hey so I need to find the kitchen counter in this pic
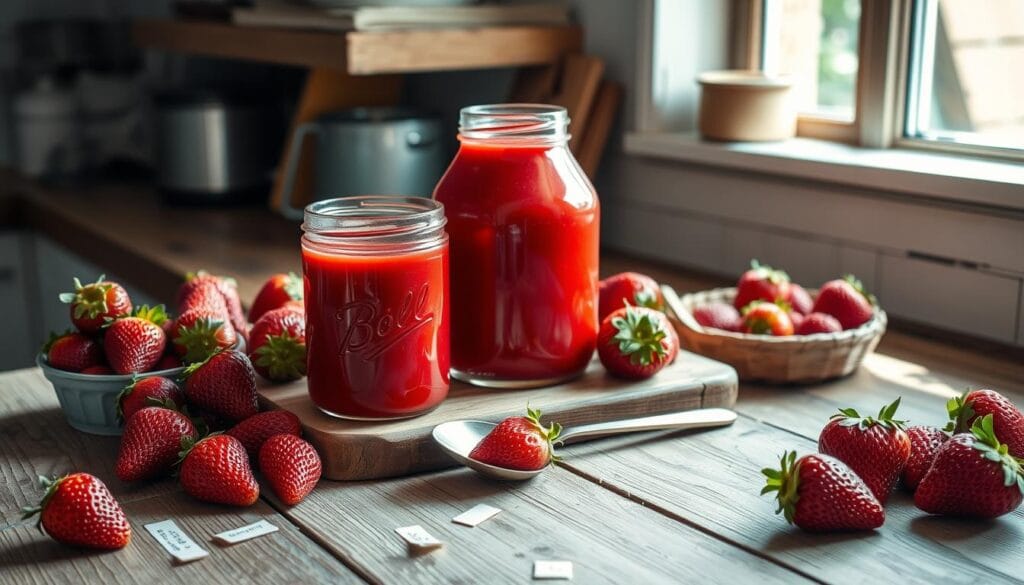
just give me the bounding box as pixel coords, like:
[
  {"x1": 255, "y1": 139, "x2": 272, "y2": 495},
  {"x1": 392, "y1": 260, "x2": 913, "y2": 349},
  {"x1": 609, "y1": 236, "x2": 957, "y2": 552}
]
[{"x1": 2, "y1": 171, "x2": 1023, "y2": 584}]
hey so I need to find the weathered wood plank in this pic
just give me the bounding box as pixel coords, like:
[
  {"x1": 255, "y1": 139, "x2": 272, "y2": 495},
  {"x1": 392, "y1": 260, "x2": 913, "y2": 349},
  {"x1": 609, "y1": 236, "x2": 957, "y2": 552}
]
[
  {"x1": 560, "y1": 416, "x2": 1024, "y2": 584},
  {"x1": 0, "y1": 368, "x2": 176, "y2": 518},
  {"x1": 1, "y1": 491, "x2": 361, "y2": 584},
  {"x1": 271, "y1": 465, "x2": 813, "y2": 585},
  {"x1": 0, "y1": 368, "x2": 361, "y2": 583},
  {"x1": 736, "y1": 350, "x2": 1024, "y2": 444}
]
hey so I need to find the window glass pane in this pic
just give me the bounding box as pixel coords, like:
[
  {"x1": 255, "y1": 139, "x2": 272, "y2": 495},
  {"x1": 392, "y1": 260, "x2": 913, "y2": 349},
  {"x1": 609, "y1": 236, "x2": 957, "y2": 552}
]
[
  {"x1": 907, "y1": 0, "x2": 1024, "y2": 150},
  {"x1": 763, "y1": 0, "x2": 861, "y2": 120}
]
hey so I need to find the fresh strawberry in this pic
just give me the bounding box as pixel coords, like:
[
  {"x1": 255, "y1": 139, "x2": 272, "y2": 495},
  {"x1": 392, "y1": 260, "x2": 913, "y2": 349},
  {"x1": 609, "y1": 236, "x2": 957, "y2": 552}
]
[
  {"x1": 786, "y1": 283, "x2": 813, "y2": 315},
  {"x1": 692, "y1": 302, "x2": 742, "y2": 332},
  {"x1": 117, "y1": 376, "x2": 185, "y2": 423},
  {"x1": 598, "y1": 272, "x2": 664, "y2": 321},
  {"x1": 761, "y1": 451, "x2": 884, "y2": 532},
  {"x1": 104, "y1": 305, "x2": 168, "y2": 375},
  {"x1": 154, "y1": 353, "x2": 183, "y2": 371},
  {"x1": 179, "y1": 434, "x2": 259, "y2": 506},
  {"x1": 21, "y1": 473, "x2": 131, "y2": 549},
  {"x1": 811, "y1": 275, "x2": 875, "y2": 330},
  {"x1": 796, "y1": 312, "x2": 842, "y2": 335},
  {"x1": 178, "y1": 280, "x2": 229, "y2": 317},
  {"x1": 250, "y1": 273, "x2": 303, "y2": 324},
  {"x1": 901, "y1": 425, "x2": 948, "y2": 491},
  {"x1": 469, "y1": 407, "x2": 562, "y2": 471},
  {"x1": 817, "y1": 398, "x2": 910, "y2": 503},
  {"x1": 59, "y1": 275, "x2": 132, "y2": 335},
  {"x1": 597, "y1": 306, "x2": 678, "y2": 380},
  {"x1": 947, "y1": 389, "x2": 1024, "y2": 458},
  {"x1": 177, "y1": 271, "x2": 246, "y2": 340},
  {"x1": 172, "y1": 308, "x2": 238, "y2": 364},
  {"x1": 248, "y1": 308, "x2": 306, "y2": 382},
  {"x1": 116, "y1": 407, "x2": 196, "y2": 482},
  {"x1": 43, "y1": 331, "x2": 102, "y2": 372},
  {"x1": 227, "y1": 410, "x2": 302, "y2": 458},
  {"x1": 734, "y1": 260, "x2": 790, "y2": 311},
  {"x1": 914, "y1": 415, "x2": 1024, "y2": 518},
  {"x1": 788, "y1": 311, "x2": 805, "y2": 332},
  {"x1": 259, "y1": 434, "x2": 322, "y2": 505},
  {"x1": 741, "y1": 301, "x2": 794, "y2": 336},
  {"x1": 183, "y1": 350, "x2": 259, "y2": 423},
  {"x1": 81, "y1": 365, "x2": 114, "y2": 375}
]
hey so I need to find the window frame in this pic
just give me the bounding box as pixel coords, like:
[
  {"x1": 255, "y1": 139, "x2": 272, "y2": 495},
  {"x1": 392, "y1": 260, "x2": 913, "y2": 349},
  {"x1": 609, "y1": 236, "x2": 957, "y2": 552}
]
[
  {"x1": 894, "y1": 0, "x2": 1024, "y2": 162},
  {"x1": 737, "y1": 0, "x2": 1024, "y2": 161}
]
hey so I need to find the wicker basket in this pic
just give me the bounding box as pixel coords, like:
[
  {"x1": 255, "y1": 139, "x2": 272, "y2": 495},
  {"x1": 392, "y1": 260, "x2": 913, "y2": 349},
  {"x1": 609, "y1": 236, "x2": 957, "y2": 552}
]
[{"x1": 662, "y1": 285, "x2": 886, "y2": 384}]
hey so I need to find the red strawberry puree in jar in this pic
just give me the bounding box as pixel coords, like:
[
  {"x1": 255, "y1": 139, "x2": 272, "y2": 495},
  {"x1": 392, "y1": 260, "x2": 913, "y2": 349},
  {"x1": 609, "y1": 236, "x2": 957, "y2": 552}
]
[
  {"x1": 301, "y1": 197, "x2": 450, "y2": 419},
  {"x1": 434, "y1": 104, "x2": 600, "y2": 388}
]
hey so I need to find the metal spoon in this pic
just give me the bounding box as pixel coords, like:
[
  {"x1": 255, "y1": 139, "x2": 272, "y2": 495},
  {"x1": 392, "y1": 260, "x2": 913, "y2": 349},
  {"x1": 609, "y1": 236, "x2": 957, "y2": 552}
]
[{"x1": 432, "y1": 407, "x2": 738, "y2": 481}]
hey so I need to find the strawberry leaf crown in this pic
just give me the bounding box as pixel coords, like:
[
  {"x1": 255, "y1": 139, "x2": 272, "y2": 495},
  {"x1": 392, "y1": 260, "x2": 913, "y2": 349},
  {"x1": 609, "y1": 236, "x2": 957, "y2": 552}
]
[
  {"x1": 842, "y1": 274, "x2": 877, "y2": 306},
  {"x1": 284, "y1": 272, "x2": 304, "y2": 301},
  {"x1": 608, "y1": 306, "x2": 670, "y2": 366},
  {"x1": 970, "y1": 414, "x2": 1024, "y2": 495},
  {"x1": 133, "y1": 304, "x2": 169, "y2": 326},
  {"x1": 20, "y1": 474, "x2": 69, "y2": 528},
  {"x1": 175, "y1": 317, "x2": 227, "y2": 364},
  {"x1": 254, "y1": 332, "x2": 307, "y2": 380},
  {"x1": 831, "y1": 397, "x2": 907, "y2": 431},
  {"x1": 944, "y1": 389, "x2": 977, "y2": 433},
  {"x1": 761, "y1": 450, "x2": 800, "y2": 524},
  {"x1": 59, "y1": 275, "x2": 115, "y2": 319},
  {"x1": 526, "y1": 406, "x2": 563, "y2": 461},
  {"x1": 750, "y1": 259, "x2": 790, "y2": 285}
]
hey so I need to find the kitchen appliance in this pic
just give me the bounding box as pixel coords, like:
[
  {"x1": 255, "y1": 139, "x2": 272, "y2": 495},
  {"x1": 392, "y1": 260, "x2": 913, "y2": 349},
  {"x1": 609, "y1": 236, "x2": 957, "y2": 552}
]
[
  {"x1": 154, "y1": 90, "x2": 280, "y2": 204},
  {"x1": 13, "y1": 77, "x2": 83, "y2": 179},
  {"x1": 279, "y1": 107, "x2": 445, "y2": 219}
]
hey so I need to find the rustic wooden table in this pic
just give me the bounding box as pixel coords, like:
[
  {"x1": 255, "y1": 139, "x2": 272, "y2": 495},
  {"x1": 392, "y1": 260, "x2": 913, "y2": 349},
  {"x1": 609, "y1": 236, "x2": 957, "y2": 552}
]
[{"x1": 2, "y1": 174, "x2": 1023, "y2": 584}]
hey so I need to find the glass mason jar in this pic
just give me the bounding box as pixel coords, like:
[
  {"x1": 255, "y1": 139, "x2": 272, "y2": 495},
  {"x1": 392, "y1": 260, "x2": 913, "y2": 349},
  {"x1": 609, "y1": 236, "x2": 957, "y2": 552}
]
[
  {"x1": 433, "y1": 104, "x2": 600, "y2": 388},
  {"x1": 301, "y1": 196, "x2": 450, "y2": 419}
]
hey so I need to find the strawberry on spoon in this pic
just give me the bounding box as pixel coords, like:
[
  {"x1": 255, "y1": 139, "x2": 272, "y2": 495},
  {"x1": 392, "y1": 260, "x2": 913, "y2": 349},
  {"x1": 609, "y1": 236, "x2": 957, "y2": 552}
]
[
  {"x1": 469, "y1": 407, "x2": 561, "y2": 472},
  {"x1": 434, "y1": 408, "x2": 737, "y2": 480}
]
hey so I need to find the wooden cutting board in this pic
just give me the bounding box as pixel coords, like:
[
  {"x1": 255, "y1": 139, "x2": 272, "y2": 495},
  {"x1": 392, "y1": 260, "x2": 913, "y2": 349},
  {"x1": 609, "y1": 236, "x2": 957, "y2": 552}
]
[{"x1": 257, "y1": 351, "x2": 738, "y2": 481}]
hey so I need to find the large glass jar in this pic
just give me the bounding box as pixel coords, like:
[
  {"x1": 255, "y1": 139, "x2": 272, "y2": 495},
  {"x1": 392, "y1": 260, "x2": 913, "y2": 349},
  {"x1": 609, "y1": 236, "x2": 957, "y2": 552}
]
[
  {"x1": 433, "y1": 104, "x2": 600, "y2": 388},
  {"x1": 301, "y1": 196, "x2": 450, "y2": 419}
]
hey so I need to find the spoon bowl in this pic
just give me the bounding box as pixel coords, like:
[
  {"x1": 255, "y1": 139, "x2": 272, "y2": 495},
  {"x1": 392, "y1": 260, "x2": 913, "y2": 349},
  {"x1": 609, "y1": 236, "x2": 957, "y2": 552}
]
[{"x1": 432, "y1": 407, "x2": 738, "y2": 481}]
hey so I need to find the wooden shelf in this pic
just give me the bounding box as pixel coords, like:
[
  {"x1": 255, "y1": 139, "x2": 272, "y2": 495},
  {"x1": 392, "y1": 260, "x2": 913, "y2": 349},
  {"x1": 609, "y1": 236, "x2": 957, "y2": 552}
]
[{"x1": 132, "y1": 19, "x2": 583, "y2": 75}]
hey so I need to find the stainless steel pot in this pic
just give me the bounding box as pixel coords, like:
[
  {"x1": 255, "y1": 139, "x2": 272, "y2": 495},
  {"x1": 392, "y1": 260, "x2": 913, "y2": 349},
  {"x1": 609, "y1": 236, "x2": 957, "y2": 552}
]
[
  {"x1": 280, "y1": 107, "x2": 446, "y2": 219},
  {"x1": 154, "y1": 90, "x2": 279, "y2": 203}
]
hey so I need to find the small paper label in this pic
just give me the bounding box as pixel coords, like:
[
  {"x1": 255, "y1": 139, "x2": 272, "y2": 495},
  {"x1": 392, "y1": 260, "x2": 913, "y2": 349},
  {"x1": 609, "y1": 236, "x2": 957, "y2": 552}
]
[
  {"x1": 533, "y1": 560, "x2": 573, "y2": 580},
  {"x1": 145, "y1": 520, "x2": 209, "y2": 564},
  {"x1": 395, "y1": 525, "x2": 443, "y2": 553},
  {"x1": 211, "y1": 520, "x2": 279, "y2": 545},
  {"x1": 452, "y1": 504, "x2": 502, "y2": 527}
]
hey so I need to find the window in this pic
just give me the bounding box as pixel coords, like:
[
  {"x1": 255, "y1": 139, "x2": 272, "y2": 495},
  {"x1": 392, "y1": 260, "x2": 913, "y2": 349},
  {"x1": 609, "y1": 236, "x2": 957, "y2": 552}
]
[
  {"x1": 762, "y1": 0, "x2": 861, "y2": 122},
  {"x1": 744, "y1": 0, "x2": 1024, "y2": 156},
  {"x1": 905, "y1": 0, "x2": 1024, "y2": 153}
]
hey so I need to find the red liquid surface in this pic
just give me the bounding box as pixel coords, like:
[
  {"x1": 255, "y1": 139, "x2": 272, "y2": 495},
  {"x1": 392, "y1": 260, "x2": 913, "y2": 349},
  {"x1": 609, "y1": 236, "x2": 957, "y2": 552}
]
[
  {"x1": 434, "y1": 142, "x2": 599, "y2": 383},
  {"x1": 302, "y1": 243, "x2": 450, "y2": 418}
]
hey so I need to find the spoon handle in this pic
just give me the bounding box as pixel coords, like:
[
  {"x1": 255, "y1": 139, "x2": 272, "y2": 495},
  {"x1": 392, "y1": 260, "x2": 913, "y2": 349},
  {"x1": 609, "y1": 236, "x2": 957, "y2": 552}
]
[{"x1": 558, "y1": 408, "x2": 737, "y2": 443}]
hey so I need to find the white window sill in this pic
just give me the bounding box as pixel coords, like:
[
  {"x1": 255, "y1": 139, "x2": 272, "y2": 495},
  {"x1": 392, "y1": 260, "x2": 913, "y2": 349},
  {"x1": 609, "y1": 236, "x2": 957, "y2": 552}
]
[{"x1": 623, "y1": 132, "x2": 1024, "y2": 213}]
